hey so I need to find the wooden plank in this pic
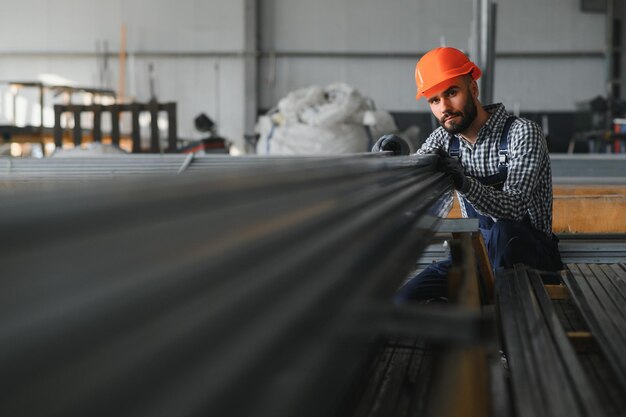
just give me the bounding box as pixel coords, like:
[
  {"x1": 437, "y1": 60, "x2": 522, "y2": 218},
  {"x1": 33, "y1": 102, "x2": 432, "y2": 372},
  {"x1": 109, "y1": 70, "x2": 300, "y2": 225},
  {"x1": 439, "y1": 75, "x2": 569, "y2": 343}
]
[
  {"x1": 471, "y1": 232, "x2": 495, "y2": 303},
  {"x1": 567, "y1": 331, "x2": 596, "y2": 353},
  {"x1": 426, "y1": 234, "x2": 489, "y2": 417},
  {"x1": 446, "y1": 194, "x2": 462, "y2": 218},
  {"x1": 449, "y1": 234, "x2": 481, "y2": 309},
  {"x1": 426, "y1": 346, "x2": 489, "y2": 417},
  {"x1": 552, "y1": 195, "x2": 626, "y2": 233},
  {"x1": 545, "y1": 284, "x2": 569, "y2": 300},
  {"x1": 449, "y1": 186, "x2": 626, "y2": 233},
  {"x1": 553, "y1": 185, "x2": 626, "y2": 196},
  {"x1": 567, "y1": 331, "x2": 593, "y2": 338}
]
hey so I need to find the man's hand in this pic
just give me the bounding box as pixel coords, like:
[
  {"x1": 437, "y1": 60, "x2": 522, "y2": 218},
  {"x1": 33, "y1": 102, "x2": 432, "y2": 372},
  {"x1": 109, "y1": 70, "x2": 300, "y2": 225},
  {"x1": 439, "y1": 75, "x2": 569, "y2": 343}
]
[
  {"x1": 434, "y1": 148, "x2": 470, "y2": 192},
  {"x1": 371, "y1": 134, "x2": 410, "y2": 156}
]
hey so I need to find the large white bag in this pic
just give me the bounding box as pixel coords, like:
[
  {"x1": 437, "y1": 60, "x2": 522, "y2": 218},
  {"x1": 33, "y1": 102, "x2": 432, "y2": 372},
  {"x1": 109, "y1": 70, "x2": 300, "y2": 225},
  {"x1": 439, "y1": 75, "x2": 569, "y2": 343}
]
[{"x1": 256, "y1": 83, "x2": 398, "y2": 155}]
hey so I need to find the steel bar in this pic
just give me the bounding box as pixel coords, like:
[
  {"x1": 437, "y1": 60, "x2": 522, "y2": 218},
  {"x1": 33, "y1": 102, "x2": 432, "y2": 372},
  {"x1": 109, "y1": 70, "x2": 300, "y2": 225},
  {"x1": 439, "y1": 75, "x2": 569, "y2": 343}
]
[
  {"x1": 562, "y1": 264, "x2": 626, "y2": 389},
  {"x1": 0, "y1": 154, "x2": 394, "y2": 182},
  {"x1": 1, "y1": 154, "x2": 624, "y2": 184},
  {"x1": 0, "y1": 153, "x2": 461, "y2": 417},
  {"x1": 417, "y1": 236, "x2": 626, "y2": 268},
  {"x1": 496, "y1": 265, "x2": 602, "y2": 417},
  {"x1": 526, "y1": 269, "x2": 604, "y2": 417}
]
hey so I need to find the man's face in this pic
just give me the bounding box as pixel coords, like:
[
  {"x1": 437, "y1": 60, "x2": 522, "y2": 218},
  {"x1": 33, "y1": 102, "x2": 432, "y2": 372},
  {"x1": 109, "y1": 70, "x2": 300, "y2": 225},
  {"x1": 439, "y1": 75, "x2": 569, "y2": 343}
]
[{"x1": 426, "y1": 78, "x2": 477, "y2": 135}]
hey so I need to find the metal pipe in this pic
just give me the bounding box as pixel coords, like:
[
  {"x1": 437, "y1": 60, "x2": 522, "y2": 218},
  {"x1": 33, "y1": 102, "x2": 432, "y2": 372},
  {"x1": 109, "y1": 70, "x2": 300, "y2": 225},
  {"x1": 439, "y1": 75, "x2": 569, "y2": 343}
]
[
  {"x1": 606, "y1": 0, "x2": 616, "y2": 129},
  {"x1": 480, "y1": 0, "x2": 496, "y2": 105},
  {"x1": 470, "y1": 0, "x2": 481, "y2": 64}
]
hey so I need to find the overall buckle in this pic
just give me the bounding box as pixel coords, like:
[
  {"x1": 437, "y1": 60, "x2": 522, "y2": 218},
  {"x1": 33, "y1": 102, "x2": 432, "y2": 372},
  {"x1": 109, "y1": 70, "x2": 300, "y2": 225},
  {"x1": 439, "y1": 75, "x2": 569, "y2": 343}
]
[{"x1": 498, "y1": 149, "x2": 508, "y2": 167}]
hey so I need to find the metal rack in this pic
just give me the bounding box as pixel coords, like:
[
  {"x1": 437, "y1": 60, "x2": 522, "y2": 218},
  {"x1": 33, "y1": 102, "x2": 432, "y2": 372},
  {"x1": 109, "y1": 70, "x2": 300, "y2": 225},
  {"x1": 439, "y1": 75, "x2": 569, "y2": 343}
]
[{"x1": 53, "y1": 101, "x2": 177, "y2": 153}]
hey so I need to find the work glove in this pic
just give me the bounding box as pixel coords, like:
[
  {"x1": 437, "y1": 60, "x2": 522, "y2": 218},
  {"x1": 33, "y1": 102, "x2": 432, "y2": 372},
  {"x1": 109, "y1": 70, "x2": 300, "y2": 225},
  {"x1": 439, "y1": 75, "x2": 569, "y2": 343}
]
[
  {"x1": 434, "y1": 148, "x2": 470, "y2": 193},
  {"x1": 371, "y1": 134, "x2": 410, "y2": 156}
]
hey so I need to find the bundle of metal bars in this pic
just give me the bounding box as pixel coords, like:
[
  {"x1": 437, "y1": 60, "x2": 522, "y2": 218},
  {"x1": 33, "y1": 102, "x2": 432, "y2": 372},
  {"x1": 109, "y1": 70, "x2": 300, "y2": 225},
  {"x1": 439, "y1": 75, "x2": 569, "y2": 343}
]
[
  {"x1": 496, "y1": 266, "x2": 603, "y2": 417},
  {"x1": 1, "y1": 153, "x2": 623, "y2": 183},
  {"x1": 562, "y1": 263, "x2": 626, "y2": 389},
  {"x1": 0, "y1": 154, "x2": 377, "y2": 182},
  {"x1": 0, "y1": 154, "x2": 472, "y2": 417},
  {"x1": 497, "y1": 264, "x2": 626, "y2": 417},
  {"x1": 417, "y1": 235, "x2": 626, "y2": 268}
]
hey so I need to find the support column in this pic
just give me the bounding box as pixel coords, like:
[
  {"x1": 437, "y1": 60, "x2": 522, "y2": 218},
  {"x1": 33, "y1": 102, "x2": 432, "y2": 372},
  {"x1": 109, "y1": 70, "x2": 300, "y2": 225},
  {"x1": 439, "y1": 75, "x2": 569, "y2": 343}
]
[
  {"x1": 243, "y1": 0, "x2": 258, "y2": 153},
  {"x1": 606, "y1": 0, "x2": 616, "y2": 128},
  {"x1": 471, "y1": 0, "x2": 497, "y2": 105}
]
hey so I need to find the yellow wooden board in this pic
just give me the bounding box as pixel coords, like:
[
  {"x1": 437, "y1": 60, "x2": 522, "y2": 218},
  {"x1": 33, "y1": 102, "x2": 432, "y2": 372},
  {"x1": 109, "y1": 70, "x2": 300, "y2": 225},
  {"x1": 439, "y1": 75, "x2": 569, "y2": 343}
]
[{"x1": 447, "y1": 185, "x2": 626, "y2": 234}]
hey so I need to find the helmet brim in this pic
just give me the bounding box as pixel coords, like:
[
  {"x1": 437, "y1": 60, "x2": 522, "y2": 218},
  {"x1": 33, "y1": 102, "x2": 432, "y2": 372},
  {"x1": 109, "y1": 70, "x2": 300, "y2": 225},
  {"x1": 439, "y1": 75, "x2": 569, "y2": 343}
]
[{"x1": 416, "y1": 64, "x2": 482, "y2": 100}]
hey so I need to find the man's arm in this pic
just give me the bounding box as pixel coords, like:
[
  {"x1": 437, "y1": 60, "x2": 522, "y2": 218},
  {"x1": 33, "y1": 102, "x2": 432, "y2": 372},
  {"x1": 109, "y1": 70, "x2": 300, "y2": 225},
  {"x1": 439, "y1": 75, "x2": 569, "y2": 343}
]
[
  {"x1": 460, "y1": 120, "x2": 548, "y2": 221},
  {"x1": 415, "y1": 127, "x2": 448, "y2": 155}
]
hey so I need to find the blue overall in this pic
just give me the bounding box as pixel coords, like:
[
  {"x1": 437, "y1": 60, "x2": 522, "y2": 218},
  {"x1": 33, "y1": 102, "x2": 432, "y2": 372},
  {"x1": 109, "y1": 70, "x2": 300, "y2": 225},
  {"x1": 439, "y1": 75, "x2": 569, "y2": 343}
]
[{"x1": 395, "y1": 117, "x2": 563, "y2": 303}]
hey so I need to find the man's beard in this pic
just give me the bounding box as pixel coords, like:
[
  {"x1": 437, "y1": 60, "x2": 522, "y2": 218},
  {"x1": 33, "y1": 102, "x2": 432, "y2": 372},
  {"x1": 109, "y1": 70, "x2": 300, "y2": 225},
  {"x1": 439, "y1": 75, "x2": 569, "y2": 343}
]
[{"x1": 439, "y1": 98, "x2": 477, "y2": 135}]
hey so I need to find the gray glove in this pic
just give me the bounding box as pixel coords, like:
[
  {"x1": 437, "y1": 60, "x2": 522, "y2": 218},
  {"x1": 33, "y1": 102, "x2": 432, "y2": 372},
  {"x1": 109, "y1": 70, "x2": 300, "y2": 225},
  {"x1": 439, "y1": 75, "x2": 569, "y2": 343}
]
[
  {"x1": 435, "y1": 148, "x2": 470, "y2": 192},
  {"x1": 371, "y1": 134, "x2": 410, "y2": 156}
]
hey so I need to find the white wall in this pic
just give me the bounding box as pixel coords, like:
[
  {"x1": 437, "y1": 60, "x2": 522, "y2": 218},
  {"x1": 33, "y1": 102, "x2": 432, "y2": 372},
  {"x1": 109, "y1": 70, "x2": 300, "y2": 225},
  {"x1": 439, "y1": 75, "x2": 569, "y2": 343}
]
[
  {"x1": 0, "y1": 0, "x2": 249, "y2": 148},
  {"x1": 494, "y1": 0, "x2": 605, "y2": 111},
  {"x1": 0, "y1": 0, "x2": 611, "y2": 151},
  {"x1": 259, "y1": 0, "x2": 606, "y2": 113}
]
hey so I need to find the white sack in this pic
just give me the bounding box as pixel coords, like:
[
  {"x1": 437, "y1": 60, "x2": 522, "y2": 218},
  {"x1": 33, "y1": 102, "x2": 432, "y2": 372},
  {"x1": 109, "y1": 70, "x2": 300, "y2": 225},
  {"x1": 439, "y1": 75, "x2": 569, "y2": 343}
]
[{"x1": 256, "y1": 83, "x2": 399, "y2": 155}]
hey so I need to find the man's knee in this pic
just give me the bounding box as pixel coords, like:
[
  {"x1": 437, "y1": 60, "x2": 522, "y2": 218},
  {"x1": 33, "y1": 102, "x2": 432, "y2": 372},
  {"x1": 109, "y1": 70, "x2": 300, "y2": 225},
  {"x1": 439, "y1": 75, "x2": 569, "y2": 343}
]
[
  {"x1": 393, "y1": 260, "x2": 451, "y2": 303},
  {"x1": 488, "y1": 220, "x2": 529, "y2": 268},
  {"x1": 490, "y1": 219, "x2": 525, "y2": 241}
]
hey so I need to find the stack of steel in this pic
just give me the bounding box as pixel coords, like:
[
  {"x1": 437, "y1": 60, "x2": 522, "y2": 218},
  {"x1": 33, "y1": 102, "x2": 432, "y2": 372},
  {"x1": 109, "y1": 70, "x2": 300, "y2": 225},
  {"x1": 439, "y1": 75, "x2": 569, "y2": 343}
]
[{"x1": 0, "y1": 154, "x2": 489, "y2": 417}]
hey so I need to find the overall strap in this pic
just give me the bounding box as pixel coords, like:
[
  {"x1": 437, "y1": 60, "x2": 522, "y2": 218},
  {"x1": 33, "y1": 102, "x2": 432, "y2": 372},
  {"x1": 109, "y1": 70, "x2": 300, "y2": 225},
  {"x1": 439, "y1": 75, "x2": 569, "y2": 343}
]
[
  {"x1": 498, "y1": 116, "x2": 517, "y2": 169},
  {"x1": 448, "y1": 134, "x2": 460, "y2": 158}
]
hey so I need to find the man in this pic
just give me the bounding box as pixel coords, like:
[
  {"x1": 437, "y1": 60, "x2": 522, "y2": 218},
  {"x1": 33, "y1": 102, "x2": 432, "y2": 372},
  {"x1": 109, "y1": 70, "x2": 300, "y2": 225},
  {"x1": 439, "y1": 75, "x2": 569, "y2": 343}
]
[{"x1": 373, "y1": 46, "x2": 562, "y2": 302}]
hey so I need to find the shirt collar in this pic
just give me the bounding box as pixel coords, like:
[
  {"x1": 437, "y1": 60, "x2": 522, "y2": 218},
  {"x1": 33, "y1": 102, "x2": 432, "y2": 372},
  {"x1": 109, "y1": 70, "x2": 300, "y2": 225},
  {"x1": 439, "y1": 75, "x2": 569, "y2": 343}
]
[{"x1": 455, "y1": 103, "x2": 509, "y2": 145}]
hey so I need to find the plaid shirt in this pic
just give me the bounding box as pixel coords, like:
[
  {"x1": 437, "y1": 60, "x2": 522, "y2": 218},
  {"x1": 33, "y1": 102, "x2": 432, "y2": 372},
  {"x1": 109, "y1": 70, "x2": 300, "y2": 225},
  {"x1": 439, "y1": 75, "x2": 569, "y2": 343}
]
[{"x1": 417, "y1": 103, "x2": 554, "y2": 236}]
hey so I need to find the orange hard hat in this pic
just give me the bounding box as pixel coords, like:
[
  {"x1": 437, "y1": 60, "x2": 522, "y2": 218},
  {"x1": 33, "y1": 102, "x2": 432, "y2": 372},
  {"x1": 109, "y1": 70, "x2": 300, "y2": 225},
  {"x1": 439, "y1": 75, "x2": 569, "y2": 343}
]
[{"x1": 415, "y1": 47, "x2": 482, "y2": 100}]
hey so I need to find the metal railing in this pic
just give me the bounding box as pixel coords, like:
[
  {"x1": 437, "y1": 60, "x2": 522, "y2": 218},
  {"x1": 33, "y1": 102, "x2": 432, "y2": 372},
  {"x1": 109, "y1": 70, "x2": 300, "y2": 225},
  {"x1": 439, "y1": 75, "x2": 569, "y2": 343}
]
[{"x1": 53, "y1": 101, "x2": 177, "y2": 153}]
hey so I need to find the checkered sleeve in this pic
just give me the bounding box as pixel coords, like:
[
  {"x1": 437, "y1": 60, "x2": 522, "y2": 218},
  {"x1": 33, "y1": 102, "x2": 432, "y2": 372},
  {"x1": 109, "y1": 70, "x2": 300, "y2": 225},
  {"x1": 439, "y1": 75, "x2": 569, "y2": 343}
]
[
  {"x1": 461, "y1": 119, "x2": 547, "y2": 221},
  {"x1": 415, "y1": 127, "x2": 448, "y2": 155}
]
